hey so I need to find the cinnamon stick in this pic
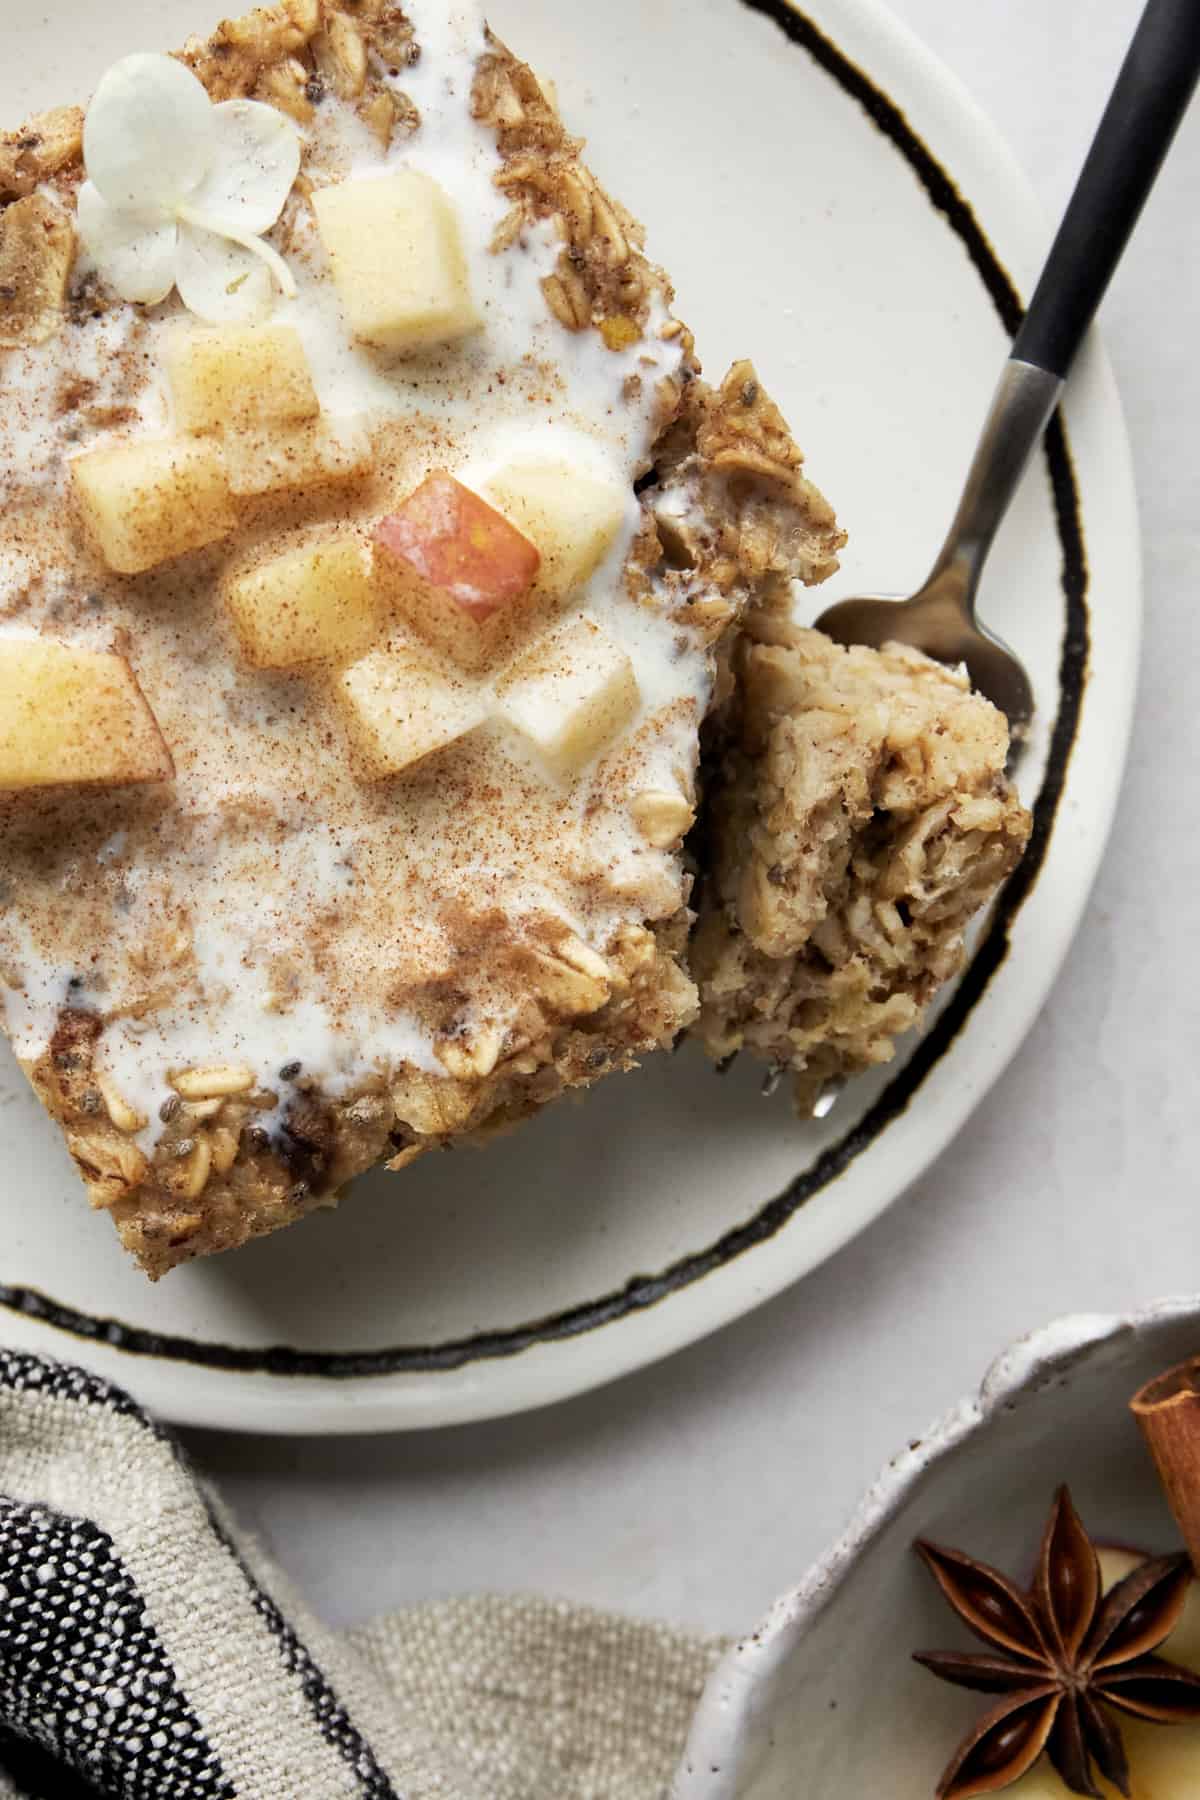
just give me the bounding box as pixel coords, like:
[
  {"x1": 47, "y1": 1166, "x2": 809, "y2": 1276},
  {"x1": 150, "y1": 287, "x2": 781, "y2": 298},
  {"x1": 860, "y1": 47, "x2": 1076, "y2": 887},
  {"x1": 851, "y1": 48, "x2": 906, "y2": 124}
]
[{"x1": 1132, "y1": 1356, "x2": 1200, "y2": 1575}]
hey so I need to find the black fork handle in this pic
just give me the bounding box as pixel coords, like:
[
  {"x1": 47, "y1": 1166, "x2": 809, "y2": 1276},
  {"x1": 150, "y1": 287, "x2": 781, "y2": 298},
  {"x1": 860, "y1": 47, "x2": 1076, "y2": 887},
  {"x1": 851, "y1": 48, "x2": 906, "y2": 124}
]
[{"x1": 1012, "y1": 0, "x2": 1200, "y2": 379}]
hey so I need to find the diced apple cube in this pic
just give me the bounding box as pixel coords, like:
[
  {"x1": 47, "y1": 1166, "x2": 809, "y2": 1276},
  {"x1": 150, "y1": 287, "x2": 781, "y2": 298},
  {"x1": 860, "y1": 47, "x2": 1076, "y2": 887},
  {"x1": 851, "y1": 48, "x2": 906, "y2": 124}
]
[
  {"x1": 226, "y1": 535, "x2": 379, "y2": 669},
  {"x1": 498, "y1": 617, "x2": 640, "y2": 777},
  {"x1": 373, "y1": 472, "x2": 541, "y2": 670},
  {"x1": 167, "y1": 325, "x2": 319, "y2": 435},
  {"x1": 0, "y1": 639, "x2": 172, "y2": 790},
  {"x1": 312, "y1": 171, "x2": 481, "y2": 354},
  {"x1": 222, "y1": 417, "x2": 373, "y2": 498},
  {"x1": 72, "y1": 437, "x2": 235, "y2": 575},
  {"x1": 339, "y1": 644, "x2": 486, "y2": 778},
  {"x1": 485, "y1": 459, "x2": 627, "y2": 602}
]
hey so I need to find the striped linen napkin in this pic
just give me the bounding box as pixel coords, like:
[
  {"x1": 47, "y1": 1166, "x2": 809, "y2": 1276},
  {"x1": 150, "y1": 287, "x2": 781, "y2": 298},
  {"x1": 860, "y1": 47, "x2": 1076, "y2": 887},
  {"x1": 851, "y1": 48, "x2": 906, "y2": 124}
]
[{"x1": 0, "y1": 1350, "x2": 720, "y2": 1799}]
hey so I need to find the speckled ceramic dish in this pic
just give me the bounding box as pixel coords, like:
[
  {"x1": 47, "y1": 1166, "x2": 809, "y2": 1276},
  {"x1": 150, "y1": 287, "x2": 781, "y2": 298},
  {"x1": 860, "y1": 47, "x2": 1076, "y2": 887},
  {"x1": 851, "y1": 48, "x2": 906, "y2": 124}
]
[
  {"x1": 0, "y1": 0, "x2": 1139, "y2": 1432},
  {"x1": 675, "y1": 1297, "x2": 1200, "y2": 1798}
]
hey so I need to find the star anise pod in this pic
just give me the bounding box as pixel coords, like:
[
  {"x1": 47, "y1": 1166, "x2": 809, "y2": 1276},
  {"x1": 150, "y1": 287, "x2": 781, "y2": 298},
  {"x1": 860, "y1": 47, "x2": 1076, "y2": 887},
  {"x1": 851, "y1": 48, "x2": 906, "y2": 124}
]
[{"x1": 912, "y1": 1486, "x2": 1200, "y2": 1798}]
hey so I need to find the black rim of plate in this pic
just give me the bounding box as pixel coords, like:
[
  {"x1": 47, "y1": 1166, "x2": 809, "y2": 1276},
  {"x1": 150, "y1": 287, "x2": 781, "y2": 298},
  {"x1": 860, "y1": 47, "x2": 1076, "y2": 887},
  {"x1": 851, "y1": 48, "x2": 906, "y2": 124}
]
[{"x1": 0, "y1": 0, "x2": 1090, "y2": 1381}]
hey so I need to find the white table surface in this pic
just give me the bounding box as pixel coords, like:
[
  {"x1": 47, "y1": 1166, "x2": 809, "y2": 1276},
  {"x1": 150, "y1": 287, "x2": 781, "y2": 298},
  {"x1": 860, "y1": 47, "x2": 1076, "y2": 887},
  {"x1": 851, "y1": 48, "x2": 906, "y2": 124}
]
[{"x1": 185, "y1": 0, "x2": 1200, "y2": 1642}]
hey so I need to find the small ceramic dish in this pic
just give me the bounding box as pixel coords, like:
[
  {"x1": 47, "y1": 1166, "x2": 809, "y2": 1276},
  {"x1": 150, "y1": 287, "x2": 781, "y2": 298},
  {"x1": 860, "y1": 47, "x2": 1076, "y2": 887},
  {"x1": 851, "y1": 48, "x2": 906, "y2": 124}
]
[{"x1": 675, "y1": 1295, "x2": 1200, "y2": 1798}]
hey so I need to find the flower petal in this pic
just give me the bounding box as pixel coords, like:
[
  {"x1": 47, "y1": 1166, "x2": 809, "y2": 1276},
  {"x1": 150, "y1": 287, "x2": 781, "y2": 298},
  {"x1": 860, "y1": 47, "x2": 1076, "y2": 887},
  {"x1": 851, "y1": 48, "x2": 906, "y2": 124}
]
[
  {"x1": 76, "y1": 182, "x2": 178, "y2": 306},
  {"x1": 84, "y1": 53, "x2": 214, "y2": 213},
  {"x1": 191, "y1": 100, "x2": 301, "y2": 235},
  {"x1": 175, "y1": 222, "x2": 274, "y2": 325}
]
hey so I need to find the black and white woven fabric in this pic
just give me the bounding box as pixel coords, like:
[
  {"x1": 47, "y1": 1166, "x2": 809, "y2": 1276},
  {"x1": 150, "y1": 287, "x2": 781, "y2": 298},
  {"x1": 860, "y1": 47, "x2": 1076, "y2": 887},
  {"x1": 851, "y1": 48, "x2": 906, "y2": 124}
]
[{"x1": 0, "y1": 1351, "x2": 720, "y2": 1800}]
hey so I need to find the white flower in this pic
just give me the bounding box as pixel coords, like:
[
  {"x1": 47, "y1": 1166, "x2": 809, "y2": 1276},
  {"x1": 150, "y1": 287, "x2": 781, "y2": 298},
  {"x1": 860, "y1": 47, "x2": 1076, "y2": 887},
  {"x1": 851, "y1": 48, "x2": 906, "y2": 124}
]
[{"x1": 77, "y1": 53, "x2": 301, "y2": 325}]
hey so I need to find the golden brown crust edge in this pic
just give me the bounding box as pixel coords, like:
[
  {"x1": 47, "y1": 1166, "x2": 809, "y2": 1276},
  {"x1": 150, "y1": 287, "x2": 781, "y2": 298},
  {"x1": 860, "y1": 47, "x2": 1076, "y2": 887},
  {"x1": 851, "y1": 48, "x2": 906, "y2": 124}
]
[{"x1": 27, "y1": 913, "x2": 698, "y2": 1276}]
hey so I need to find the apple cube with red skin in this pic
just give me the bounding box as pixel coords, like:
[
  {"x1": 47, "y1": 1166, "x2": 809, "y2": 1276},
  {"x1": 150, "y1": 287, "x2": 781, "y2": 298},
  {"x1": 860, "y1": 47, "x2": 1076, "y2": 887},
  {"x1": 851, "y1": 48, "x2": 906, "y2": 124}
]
[{"x1": 373, "y1": 473, "x2": 542, "y2": 670}]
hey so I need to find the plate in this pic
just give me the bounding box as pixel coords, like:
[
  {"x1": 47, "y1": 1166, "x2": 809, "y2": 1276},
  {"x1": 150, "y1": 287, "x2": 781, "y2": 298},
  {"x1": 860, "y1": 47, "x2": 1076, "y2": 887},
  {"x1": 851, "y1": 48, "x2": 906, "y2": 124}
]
[{"x1": 0, "y1": 0, "x2": 1139, "y2": 1432}]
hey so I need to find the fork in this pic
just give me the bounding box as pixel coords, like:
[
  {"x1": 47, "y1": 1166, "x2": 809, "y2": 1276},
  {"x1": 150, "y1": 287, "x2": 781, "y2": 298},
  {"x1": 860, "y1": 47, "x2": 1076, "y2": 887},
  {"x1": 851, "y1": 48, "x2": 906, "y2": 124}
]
[{"x1": 815, "y1": 0, "x2": 1200, "y2": 743}]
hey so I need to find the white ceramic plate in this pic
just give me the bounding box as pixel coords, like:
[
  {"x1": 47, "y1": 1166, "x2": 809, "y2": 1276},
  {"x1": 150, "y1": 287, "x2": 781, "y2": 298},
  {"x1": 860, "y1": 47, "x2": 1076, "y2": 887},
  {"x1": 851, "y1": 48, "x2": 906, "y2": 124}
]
[
  {"x1": 0, "y1": 0, "x2": 1139, "y2": 1433},
  {"x1": 676, "y1": 1297, "x2": 1200, "y2": 1797}
]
